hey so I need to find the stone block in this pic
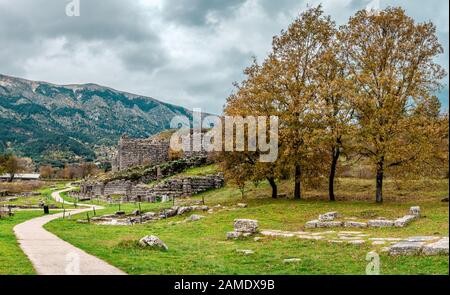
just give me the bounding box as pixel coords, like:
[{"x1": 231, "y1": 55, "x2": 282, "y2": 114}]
[
  {"x1": 405, "y1": 236, "x2": 439, "y2": 242},
  {"x1": 226, "y1": 231, "x2": 242, "y2": 239},
  {"x1": 389, "y1": 240, "x2": 426, "y2": 255},
  {"x1": 305, "y1": 220, "x2": 319, "y2": 229},
  {"x1": 422, "y1": 237, "x2": 449, "y2": 256},
  {"x1": 316, "y1": 221, "x2": 343, "y2": 228},
  {"x1": 394, "y1": 215, "x2": 416, "y2": 227},
  {"x1": 409, "y1": 206, "x2": 421, "y2": 217},
  {"x1": 368, "y1": 220, "x2": 394, "y2": 228},
  {"x1": 344, "y1": 221, "x2": 367, "y2": 228},
  {"x1": 177, "y1": 206, "x2": 193, "y2": 215},
  {"x1": 260, "y1": 230, "x2": 295, "y2": 238},
  {"x1": 236, "y1": 249, "x2": 254, "y2": 255},
  {"x1": 318, "y1": 212, "x2": 340, "y2": 221},
  {"x1": 283, "y1": 258, "x2": 301, "y2": 263},
  {"x1": 234, "y1": 219, "x2": 259, "y2": 233}
]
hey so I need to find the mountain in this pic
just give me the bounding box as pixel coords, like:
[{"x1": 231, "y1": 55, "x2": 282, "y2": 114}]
[{"x1": 0, "y1": 74, "x2": 192, "y2": 166}]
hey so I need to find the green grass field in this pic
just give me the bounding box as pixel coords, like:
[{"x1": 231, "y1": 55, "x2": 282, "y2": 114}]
[
  {"x1": 44, "y1": 177, "x2": 449, "y2": 275},
  {"x1": 0, "y1": 211, "x2": 46, "y2": 275},
  {"x1": 0, "y1": 183, "x2": 75, "y2": 209}
]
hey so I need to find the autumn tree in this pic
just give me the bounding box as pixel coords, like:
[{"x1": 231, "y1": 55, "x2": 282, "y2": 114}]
[
  {"x1": 79, "y1": 162, "x2": 99, "y2": 179},
  {"x1": 0, "y1": 154, "x2": 25, "y2": 182},
  {"x1": 315, "y1": 41, "x2": 354, "y2": 201},
  {"x1": 269, "y1": 6, "x2": 335, "y2": 199},
  {"x1": 338, "y1": 7, "x2": 446, "y2": 202},
  {"x1": 39, "y1": 165, "x2": 55, "y2": 179},
  {"x1": 221, "y1": 152, "x2": 254, "y2": 198},
  {"x1": 223, "y1": 60, "x2": 283, "y2": 199},
  {"x1": 0, "y1": 155, "x2": 6, "y2": 175},
  {"x1": 62, "y1": 164, "x2": 77, "y2": 180}
]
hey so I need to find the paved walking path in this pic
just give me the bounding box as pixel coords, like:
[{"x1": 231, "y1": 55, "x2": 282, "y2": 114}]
[{"x1": 13, "y1": 187, "x2": 126, "y2": 275}]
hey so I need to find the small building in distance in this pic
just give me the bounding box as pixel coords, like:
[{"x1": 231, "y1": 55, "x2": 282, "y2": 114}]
[{"x1": 0, "y1": 173, "x2": 41, "y2": 181}]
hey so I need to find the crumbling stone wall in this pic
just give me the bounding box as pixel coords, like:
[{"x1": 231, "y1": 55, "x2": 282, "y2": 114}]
[
  {"x1": 112, "y1": 135, "x2": 170, "y2": 171},
  {"x1": 80, "y1": 173, "x2": 224, "y2": 202},
  {"x1": 147, "y1": 174, "x2": 224, "y2": 199},
  {"x1": 112, "y1": 131, "x2": 210, "y2": 172}
]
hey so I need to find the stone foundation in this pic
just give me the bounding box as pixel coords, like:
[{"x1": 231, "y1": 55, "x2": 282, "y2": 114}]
[
  {"x1": 80, "y1": 173, "x2": 224, "y2": 202},
  {"x1": 305, "y1": 207, "x2": 421, "y2": 229}
]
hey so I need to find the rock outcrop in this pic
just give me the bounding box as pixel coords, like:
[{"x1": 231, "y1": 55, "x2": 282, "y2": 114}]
[
  {"x1": 227, "y1": 219, "x2": 259, "y2": 239},
  {"x1": 138, "y1": 235, "x2": 168, "y2": 251}
]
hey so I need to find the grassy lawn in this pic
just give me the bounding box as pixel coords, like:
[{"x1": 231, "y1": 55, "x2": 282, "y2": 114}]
[
  {"x1": 45, "y1": 177, "x2": 449, "y2": 275},
  {"x1": 177, "y1": 164, "x2": 220, "y2": 176},
  {"x1": 147, "y1": 164, "x2": 220, "y2": 186},
  {"x1": 0, "y1": 211, "x2": 47, "y2": 275},
  {"x1": 0, "y1": 183, "x2": 74, "y2": 209}
]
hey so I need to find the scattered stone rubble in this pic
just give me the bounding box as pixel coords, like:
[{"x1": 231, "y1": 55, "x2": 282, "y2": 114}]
[
  {"x1": 81, "y1": 201, "x2": 249, "y2": 226},
  {"x1": 81, "y1": 204, "x2": 210, "y2": 225},
  {"x1": 227, "y1": 219, "x2": 259, "y2": 239},
  {"x1": 80, "y1": 173, "x2": 224, "y2": 203},
  {"x1": 305, "y1": 206, "x2": 421, "y2": 229},
  {"x1": 236, "y1": 249, "x2": 255, "y2": 255},
  {"x1": 256, "y1": 228, "x2": 449, "y2": 256}
]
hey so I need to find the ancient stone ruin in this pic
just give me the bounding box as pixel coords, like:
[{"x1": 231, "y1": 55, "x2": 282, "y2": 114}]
[
  {"x1": 305, "y1": 206, "x2": 421, "y2": 229},
  {"x1": 112, "y1": 131, "x2": 210, "y2": 172},
  {"x1": 389, "y1": 236, "x2": 449, "y2": 256},
  {"x1": 257, "y1": 227, "x2": 449, "y2": 256},
  {"x1": 112, "y1": 134, "x2": 171, "y2": 172},
  {"x1": 80, "y1": 173, "x2": 224, "y2": 203},
  {"x1": 81, "y1": 132, "x2": 223, "y2": 202}
]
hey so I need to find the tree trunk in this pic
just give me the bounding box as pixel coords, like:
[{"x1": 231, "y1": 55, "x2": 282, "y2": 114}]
[
  {"x1": 294, "y1": 164, "x2": 301, "y2": 200},
  {"x1": 328, "y1": 146, "x2": 340, "y2": 201},
  {"x1": 267, "y1": 177, "x2": 277, "y2": 199},
  {"x1": 8, "y1": 173, "x2": 14, "y2": 183},
  {"x1": 375, "y1": 158, "x2": 384, "y2": 203}
]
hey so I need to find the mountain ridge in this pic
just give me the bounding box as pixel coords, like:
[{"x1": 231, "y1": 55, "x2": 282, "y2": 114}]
[{"x1": 0, "y1": 73, "x2": 193, "y2": 166}]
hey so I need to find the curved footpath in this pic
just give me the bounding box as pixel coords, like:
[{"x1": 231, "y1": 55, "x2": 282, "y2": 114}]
[{"x1": 13, "y1": 187, "x2": 126, "y2": 275}]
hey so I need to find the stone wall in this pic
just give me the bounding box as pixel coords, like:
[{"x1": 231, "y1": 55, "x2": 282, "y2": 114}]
[
  {"x1": 147, "y1": 174, "x2": 224, "y2": 199},
  {"x1": 112, "y1": 135, "x2": 170, "y2": 171},
  {"x1": 112, "y1": 131, "x2": 210, "y2": 172},
  {"x1": 107, "y1": 156, "x2": 210, "y2": 184},
  {"x1": 80, "y1": 173, "x2": 224, "y2": 202}
]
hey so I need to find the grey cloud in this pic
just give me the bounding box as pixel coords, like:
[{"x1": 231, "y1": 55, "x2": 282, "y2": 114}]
[
  {"x1": 118, "y1": 42, "x2": 168, "y2": 73},
  {"x1": 0, "y1": 0, "x2": 448, "y2": 114},
  {"x1": 160, "y1": 0, "x2": 246, "y2": 26},
  {"x1": 0, "y1": 0, "x2": 151, "y2": 42}
]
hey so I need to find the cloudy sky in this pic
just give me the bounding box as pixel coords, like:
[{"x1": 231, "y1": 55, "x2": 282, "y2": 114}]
[{"x1": 0, "y1": 0, "x2": 448, "y2": 114}]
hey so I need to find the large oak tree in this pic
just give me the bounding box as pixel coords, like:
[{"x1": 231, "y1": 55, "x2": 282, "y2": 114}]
[{"x1": 338, "y1": 7, "x2": 446, "y2": 202}]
